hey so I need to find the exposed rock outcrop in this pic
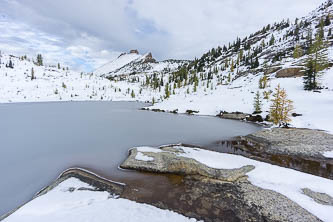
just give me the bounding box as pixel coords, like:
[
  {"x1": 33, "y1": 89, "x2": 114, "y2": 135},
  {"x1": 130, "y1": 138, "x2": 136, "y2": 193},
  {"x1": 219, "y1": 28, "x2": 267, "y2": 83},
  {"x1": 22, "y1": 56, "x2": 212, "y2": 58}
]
[
  {"x1": 241, "y1": 128, "x2": 333, "y2": 158},
  {"x1": 143, "y1": 52, "x2": 156, "y2": 63},
  {"x1": 264, "y1": 66, "x2": 282, "y2": 75},
  {"x1": 121, "y1": 146, "x2": 254, "y2": 182},
  {"x1": 275, "y1": 67, "x2": 304, "y2": 78},
  {"x1": 130, "y1": 49, "x2": 139, "y2": 54},
  {"x1": 246, "y1": 114, "x2": 264, "y2": 122},
  {"x1": 217, "y1": 111, "x2": 248, "y2": 120},
  {"x1": 236, "y1": 128, "x2": 333, "y2": 179},
  {"x1": 120, "y1": 145, "x2": 322, "y2": 222}
]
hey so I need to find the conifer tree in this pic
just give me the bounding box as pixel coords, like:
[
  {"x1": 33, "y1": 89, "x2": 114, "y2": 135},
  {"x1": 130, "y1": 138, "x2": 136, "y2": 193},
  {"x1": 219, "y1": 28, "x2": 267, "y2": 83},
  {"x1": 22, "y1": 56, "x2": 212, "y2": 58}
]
[
  {"x1": 31, "y1": 68, "x2": 35, "y2": 80},
  {"x1": 164, "y1": 83, "x2": 170, "y2": 99},
  {"x1": 253, "y1": 91, "x2": 262, "y2": 114},
  {"x1": 318, "y1": 18, "x2": 325, "y2": 39},
  {"x1": 36, "y1": 54, "x2": 43, "y2": 66},
  {"x1": 269, "y1": 34, "x2": 275, "y2": 46},
  {"x1": 325, "y1": 14, "x2": 331, "y2": 26},
  {"x1": 8, "y1": 59, "x2": 14, "y2": 68},
  {"x1": 306, "y1": 28, "x2": 313, "y2": 53},
  {"x1": 303, "y1": 34, "x2": 328, "y2": 90},
  {"x1": 293, "y1": 44, "x2": 303, "y2": 59},
  {"x1": 254, "y1": 57, "x2": 260, "y2": 68},
  {"x1": 58, "y1": 63, "x2": 61, "y2": 69},
  {"x1": 131, "y1": 90, "x2": 135, "y2": 98},
  {"x1": 269, "y1": 84, "x2": 294, "y2": 126}
]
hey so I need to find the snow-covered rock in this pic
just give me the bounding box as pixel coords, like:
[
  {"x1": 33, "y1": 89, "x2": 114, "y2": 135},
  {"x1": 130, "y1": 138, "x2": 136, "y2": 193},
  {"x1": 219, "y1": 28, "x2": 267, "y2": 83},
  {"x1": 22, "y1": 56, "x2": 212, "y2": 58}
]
[
  {"x1": 122, "y1": 145, "x2": 333, "y2": 222},
  {"x1": 2, "y1": 177, "x2": 197, "y2": 222}
]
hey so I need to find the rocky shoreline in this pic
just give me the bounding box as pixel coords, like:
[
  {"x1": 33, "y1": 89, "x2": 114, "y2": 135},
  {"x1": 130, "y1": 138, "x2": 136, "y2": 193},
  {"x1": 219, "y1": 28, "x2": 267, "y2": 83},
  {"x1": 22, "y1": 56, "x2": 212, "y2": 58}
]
[
  {"x1": 236, "y1": 128, "x2": 333, "y2": 179},
  {"x1": 120, "y1": 146, "x2": 324, "y2": 222},
  {"x1": 2, "y1": 128, "x2": 333, "y2": 222}
]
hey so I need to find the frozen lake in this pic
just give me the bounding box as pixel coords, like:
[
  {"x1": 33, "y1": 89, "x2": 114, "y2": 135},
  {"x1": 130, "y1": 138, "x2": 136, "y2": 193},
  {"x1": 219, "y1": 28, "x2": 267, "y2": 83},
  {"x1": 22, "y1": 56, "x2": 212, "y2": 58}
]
[{"x1": 0, "y1": 101, "x2": 261, "y2": 216}]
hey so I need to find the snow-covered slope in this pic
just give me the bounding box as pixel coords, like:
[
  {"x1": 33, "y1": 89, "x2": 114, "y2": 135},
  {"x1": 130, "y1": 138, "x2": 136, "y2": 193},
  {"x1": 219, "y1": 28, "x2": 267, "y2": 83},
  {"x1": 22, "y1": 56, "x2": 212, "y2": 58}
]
[
  {"x1": 0, "y1": 53, "x2": 112, "y2": 102},
  {"x1": 94, "y1": 52, "x2": 142, "y2": 77},
  {"x1": 94, "y1": 50, "x2": 189, "y2": 77},
  {"x1": 0, "y1": 53, "x2": 155, "y2": 103},
  {"x1": 141, "y1": 0, "x2": 333, "y2": 133}
]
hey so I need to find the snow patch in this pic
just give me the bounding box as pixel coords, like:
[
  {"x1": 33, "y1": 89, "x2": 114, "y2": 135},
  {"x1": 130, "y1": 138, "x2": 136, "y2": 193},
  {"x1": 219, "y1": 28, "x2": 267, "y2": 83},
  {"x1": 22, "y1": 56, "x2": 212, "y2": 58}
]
[
  {"x1": 135, "y1": 152, "x2": 154, "y2": 162},
  {"x1": 322, "y1": 151, "x2": 333, "y2": 158}
]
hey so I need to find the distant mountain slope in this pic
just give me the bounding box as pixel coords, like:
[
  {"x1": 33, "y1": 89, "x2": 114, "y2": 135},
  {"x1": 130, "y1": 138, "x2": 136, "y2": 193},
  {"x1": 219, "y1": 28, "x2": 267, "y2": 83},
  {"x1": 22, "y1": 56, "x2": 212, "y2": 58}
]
[
  {"x1": 94, "y1": 51, "x2": 142, "y2": 77},
  {"x1": 94, "y1": 50, "x2": 189, "y2": 78},
  {"x1": 0, "y1": 52, "x2": 140, "y2": 103}
]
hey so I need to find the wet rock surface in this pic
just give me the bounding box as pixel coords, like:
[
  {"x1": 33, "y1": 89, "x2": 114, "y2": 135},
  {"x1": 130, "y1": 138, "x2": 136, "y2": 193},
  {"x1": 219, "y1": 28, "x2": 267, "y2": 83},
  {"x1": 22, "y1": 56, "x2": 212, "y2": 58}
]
[
  {"x1": 120, "y1": 146, "x2": 322, "y2": 222},
  {"x1": 242, "y1": 128, "x2": 333, "y2": 158},
  {"x1": 234, "y1": 128, "x2": 333, "y2": 179}
]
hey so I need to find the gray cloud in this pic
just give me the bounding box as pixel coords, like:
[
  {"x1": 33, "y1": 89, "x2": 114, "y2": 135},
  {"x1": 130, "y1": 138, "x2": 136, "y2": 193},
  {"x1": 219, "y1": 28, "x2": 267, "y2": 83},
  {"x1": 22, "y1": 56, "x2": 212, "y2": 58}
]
[{"x1": 0, "y1": 0, "x2": 326, "y2": 71}]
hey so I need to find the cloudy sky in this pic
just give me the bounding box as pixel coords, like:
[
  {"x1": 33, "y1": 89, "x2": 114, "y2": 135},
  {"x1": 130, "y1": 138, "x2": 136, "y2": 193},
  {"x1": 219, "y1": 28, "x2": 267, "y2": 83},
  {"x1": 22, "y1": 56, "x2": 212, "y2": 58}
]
[{"x1": 0, "y1": 0, "x2": 326, "y2": 72}]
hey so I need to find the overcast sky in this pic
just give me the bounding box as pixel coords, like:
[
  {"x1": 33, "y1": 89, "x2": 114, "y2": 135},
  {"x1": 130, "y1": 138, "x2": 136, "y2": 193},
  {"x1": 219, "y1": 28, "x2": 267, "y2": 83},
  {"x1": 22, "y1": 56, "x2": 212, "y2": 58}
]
[{"x1": 0, "y1": 0, "x2": 326, "y2": 72}]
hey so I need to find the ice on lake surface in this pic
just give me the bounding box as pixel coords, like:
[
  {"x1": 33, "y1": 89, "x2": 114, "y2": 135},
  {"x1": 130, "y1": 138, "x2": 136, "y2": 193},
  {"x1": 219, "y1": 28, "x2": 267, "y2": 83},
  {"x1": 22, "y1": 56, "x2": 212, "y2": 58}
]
[{"x1": 0, "y1": 101, "x2": 261, "y2": 216}]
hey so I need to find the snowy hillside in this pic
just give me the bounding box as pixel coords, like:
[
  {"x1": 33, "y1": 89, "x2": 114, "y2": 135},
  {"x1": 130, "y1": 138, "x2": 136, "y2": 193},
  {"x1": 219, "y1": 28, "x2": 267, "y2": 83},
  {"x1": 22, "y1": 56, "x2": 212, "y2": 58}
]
[
  {"x1": 138, "y1": 0, "x2": 333, "y2": 133},
  {"x1": 94, "y1": 51, "x2": 142, "y2": 77},
  {"x1": 0, "y1": 53, "x2": 148, "y2": 103},
  {"x1": 94, "y1": 50, "x2": 189, "y2": 78},
  {"x1": 0, "y1": 52, "x2": 179, "y2": 103}
]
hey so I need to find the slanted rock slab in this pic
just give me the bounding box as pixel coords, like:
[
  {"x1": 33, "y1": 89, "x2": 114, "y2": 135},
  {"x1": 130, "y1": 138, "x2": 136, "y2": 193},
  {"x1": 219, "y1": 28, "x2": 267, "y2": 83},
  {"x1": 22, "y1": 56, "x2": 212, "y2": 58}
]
[{"x1": 121, "y1": 146, "x2": 254, "y2": 182}]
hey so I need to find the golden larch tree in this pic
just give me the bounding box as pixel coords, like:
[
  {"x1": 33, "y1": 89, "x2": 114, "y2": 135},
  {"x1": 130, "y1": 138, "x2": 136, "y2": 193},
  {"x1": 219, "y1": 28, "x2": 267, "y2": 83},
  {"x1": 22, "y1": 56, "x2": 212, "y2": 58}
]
[{"x1": 269, "y1": 84, "x2": 294, "y2": 126}]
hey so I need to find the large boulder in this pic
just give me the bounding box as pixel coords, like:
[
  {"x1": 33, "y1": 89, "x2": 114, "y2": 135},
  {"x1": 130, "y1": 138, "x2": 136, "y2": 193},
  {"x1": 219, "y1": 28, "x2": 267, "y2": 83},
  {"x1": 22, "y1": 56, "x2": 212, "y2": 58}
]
[
  {"x1": 246, "y1": 114, "x2": 264, "y2": 122},
  {"x1": 121, "y1": 146, "x2": 254, "y2": 182},
  {"x1": 276, "y1": 67, "x2": 304, "y2": 78},
  {"x1": 238, "y1": 128, "x2": 333, "y2": 179},
  {"x1": 217, "y1": 111, "x2": 248, "y2": 120}
]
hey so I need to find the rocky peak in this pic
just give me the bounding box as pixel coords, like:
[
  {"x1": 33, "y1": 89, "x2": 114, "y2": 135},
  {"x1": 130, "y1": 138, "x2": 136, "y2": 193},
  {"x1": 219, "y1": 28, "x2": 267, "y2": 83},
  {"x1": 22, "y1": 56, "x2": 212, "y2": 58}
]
[
  {"x1": 130, "y1": 49, "x2": 139, "y2": 54},
  {"x1": 143, "y1": 52, "x2": 156, "y2": 63}
]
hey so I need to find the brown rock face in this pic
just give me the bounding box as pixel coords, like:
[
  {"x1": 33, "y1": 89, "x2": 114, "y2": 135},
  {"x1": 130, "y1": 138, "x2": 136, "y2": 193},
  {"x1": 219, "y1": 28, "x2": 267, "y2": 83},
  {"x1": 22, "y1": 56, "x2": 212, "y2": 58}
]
[
  {"x1": 143, "y1": 52, "x2": 156, "y2": 63},
  {"x1": 130, "y1": 49, "x2": 139, "y2": 54},
  {"x1": 264, "y1": 66, "x2": 282, "y2": 75},
  {"x1": 276, "y1": 67, "x2": 304, "y2": 78}
]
